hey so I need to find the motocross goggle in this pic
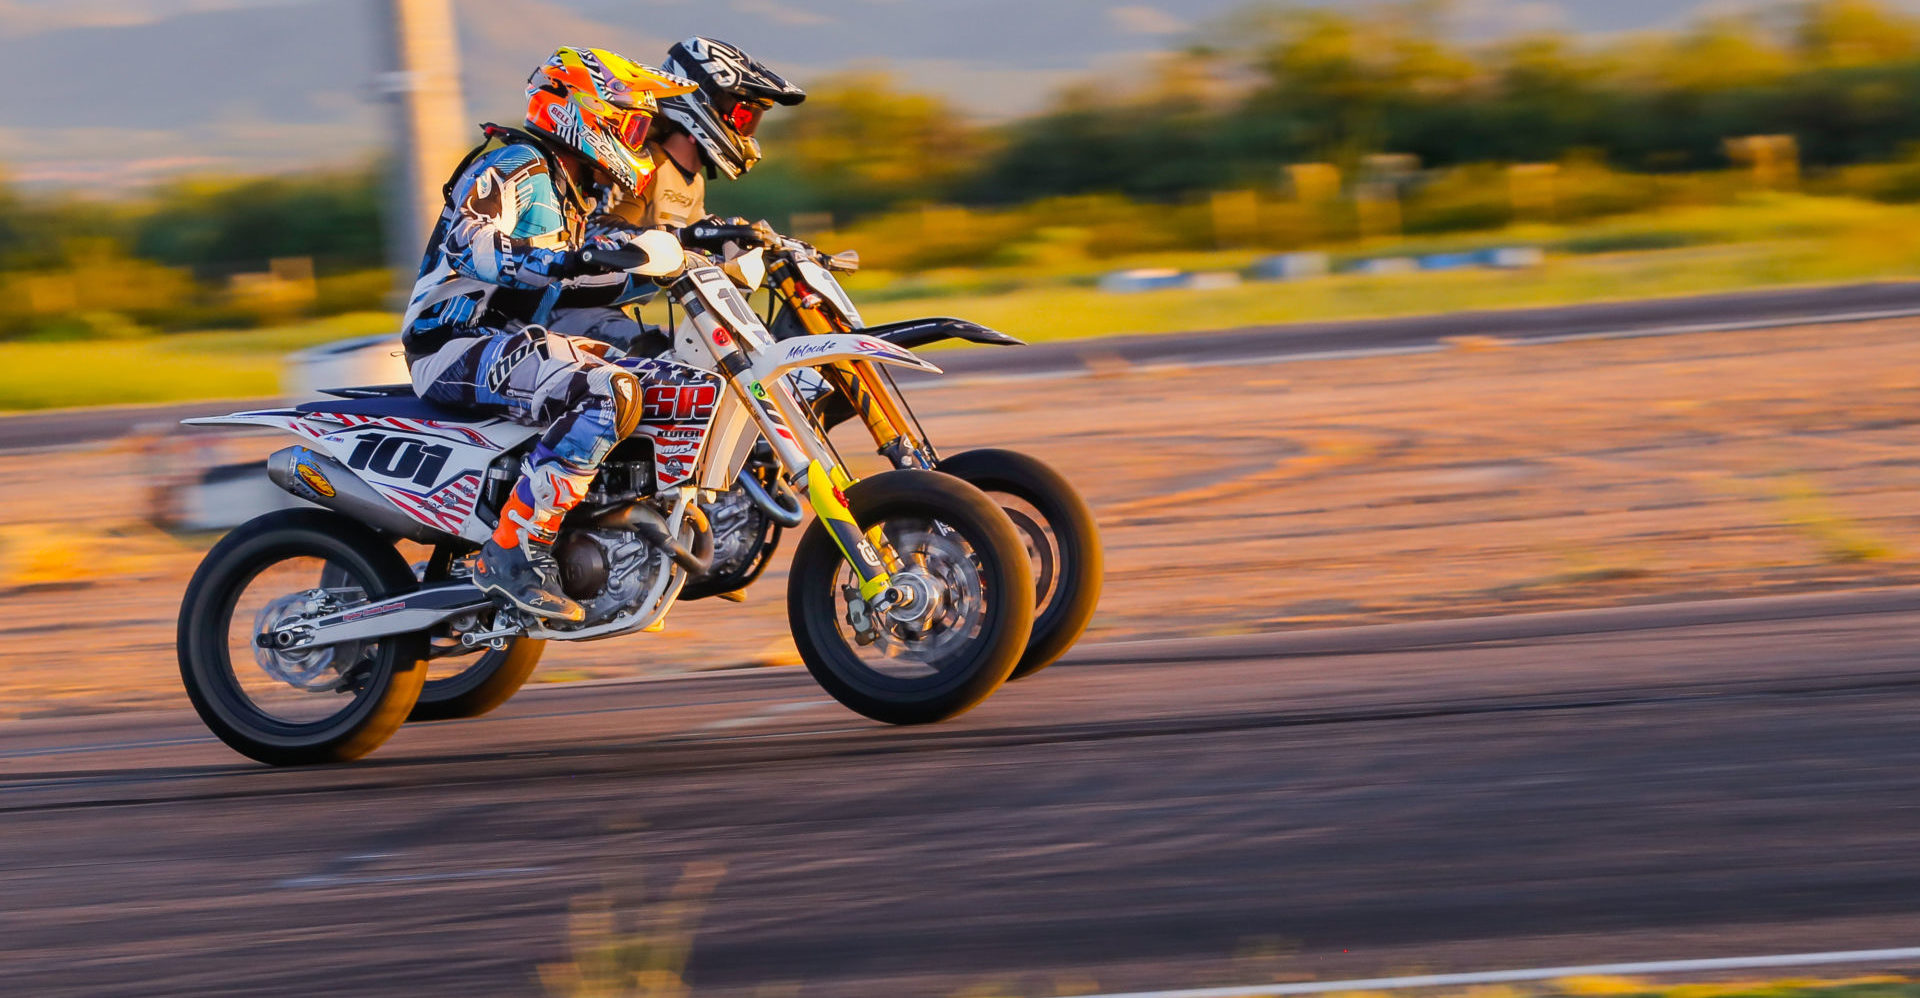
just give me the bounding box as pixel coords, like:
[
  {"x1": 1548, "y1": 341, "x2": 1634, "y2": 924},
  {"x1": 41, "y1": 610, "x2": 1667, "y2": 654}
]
[
  {"x1": 605, "y1": 104, "x2": 656, "y2": 150},
  {"x1": 720, "y1": 95, "x2": 773, "y2": 137}
]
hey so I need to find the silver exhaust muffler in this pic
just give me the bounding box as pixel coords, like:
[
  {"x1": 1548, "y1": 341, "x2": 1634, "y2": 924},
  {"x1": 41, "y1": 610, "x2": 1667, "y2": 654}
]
[{"x1": 267, "y1": 446, "x2": 462, "y2": 544}]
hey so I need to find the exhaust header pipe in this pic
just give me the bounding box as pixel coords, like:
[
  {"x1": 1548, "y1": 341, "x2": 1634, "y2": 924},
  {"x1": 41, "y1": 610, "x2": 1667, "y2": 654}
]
[{"x1": 588, "y1": 500, "x2": 714, "y2": 576}]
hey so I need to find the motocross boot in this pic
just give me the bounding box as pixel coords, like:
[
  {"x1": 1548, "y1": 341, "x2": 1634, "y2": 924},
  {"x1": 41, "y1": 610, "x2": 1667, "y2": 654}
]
[
  {"x1": 474, "y1": 534, "x2": 580, "y2": 621},
  {"x1": 475, "y1": 462, "x2": 592, "y2": 622}
]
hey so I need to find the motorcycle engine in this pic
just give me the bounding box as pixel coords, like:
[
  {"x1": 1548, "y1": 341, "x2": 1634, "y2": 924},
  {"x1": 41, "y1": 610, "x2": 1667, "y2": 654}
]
[
  {"x1": 704, "y1": 486, "x2": 767, "y2": 581},
  {"x1": 554, "y1": 527, "x2": 665, "y2": 626}
]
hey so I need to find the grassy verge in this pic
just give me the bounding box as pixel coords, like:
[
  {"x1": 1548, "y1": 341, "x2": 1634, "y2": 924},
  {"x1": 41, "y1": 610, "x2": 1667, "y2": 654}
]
[
  {"x1": 5, "y1": 194, "x2": 1920, "y2": 411},
  {"x1": 854, "y1": 198, "x2": 1920, "y2": 344},
  {"x1": 0, "y1": 312, "x2": 396, "y2": 412}
]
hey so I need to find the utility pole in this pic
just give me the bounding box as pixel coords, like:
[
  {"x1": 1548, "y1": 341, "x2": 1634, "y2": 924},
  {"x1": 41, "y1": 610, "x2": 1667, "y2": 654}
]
[{"x1": 375, "y1": 0, "x2": 468, "y2": 302}]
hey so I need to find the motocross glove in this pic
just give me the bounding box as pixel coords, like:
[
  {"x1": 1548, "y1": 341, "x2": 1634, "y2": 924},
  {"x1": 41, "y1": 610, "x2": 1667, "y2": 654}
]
[
  {"x1": 563, "y1": 233, "x2": 643, "y2": 276},
  {"x1": 682, "y1": 216, "x2": 777, "y2": 255}
]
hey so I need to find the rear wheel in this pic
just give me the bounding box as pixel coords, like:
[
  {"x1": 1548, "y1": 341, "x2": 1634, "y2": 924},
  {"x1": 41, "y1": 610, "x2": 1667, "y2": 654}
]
[
  {"x1": 937, "y1": 449, "x2": 1102, "y2": 680},
  {"x1": 407, "y1": 639, "x2": 545, "y2": 721},
  {"x1": 177, "y1": 509, "x2": 426, "y2": 765},
  {"x1": 787, "y1": 470, "x2": 1034, "y2": 725}
]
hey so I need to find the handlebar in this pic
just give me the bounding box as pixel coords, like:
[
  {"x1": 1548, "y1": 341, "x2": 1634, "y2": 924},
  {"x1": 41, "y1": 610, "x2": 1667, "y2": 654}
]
[
  {"x1": 582, "y1": 227, "x2": 852, "y2": 279},
  {"x1": 771, "y1": 234, "x2": 860, "y2": 274}
]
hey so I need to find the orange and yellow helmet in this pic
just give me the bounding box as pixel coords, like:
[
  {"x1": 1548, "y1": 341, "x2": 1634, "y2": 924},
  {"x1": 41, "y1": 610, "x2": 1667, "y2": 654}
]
[{"x1": 525, "y1": 46, "x2": 696, "y2": 193}]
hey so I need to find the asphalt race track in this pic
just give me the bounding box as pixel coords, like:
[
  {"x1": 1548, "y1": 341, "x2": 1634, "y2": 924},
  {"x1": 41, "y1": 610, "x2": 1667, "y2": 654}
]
[
  {"x1": 6, "y1": 592, "x2": 1920, "y2": 997},
  {"x1": 10, "y1": 285, "x2": 1920, "y2": 995}
]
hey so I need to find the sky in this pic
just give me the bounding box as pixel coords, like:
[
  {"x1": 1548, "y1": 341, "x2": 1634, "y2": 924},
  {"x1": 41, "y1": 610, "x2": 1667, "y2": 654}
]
[{"x1": 0, "y1": 0, "x2": 1891, "y2": 189}]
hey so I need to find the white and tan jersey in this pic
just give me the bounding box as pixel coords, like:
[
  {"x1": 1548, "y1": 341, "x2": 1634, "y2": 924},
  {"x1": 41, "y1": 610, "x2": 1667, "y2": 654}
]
[{"x1": 607, "y1": 142, "x2": 706, "y2": 230}]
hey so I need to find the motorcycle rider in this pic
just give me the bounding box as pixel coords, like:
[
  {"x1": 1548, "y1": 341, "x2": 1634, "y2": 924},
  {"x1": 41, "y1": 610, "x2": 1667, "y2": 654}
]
[
  {"x1": 403, "y1": 47, "x2": 696, "y2": 622},
  {"x1": 624, "y1": 36, "x2": 805, "y2": 233},
  {"x1": 548, "y1": 36, "x2": 805, "y2": 356},
  {"x1": 545, "y1": 38, "x2": 806, "y2": 356}
]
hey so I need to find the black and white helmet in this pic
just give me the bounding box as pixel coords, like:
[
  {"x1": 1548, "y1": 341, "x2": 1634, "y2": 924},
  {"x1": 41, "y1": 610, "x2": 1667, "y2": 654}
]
[{"x1": 659, "y1": 37, "x2": 806, "y2": 180}]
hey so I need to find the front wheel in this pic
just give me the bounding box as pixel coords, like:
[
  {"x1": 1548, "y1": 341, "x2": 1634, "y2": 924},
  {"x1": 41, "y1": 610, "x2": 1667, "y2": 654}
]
[
  {"x1": 937, "y1": 449, "x2": 1102, "y2": 680},
  {"x1": 177, "y1": 509, "x2": 427, "y2": 765},
  {"x1": 787, "y1": 470, "x2": 1034, "y2": 725}
]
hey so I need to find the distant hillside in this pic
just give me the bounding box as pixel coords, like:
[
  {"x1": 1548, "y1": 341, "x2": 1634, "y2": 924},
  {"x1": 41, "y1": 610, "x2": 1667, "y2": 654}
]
[{"x1": 5, "y1": 0, "x2": 1747, "y2": 189}]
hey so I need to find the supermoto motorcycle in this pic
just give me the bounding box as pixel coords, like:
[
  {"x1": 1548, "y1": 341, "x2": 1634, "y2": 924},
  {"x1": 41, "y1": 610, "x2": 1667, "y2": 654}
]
[
  {"x1": 177, "y1": 231, "x2": 1035, "y2": 765},
  {"x1": 406, "y1": 229, "x2": 1103, "y2": 722}
]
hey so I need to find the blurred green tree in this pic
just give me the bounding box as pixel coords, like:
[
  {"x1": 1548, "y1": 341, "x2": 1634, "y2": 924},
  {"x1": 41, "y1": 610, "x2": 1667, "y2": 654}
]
[
  {"x1": 133, "y1": 170, "x2": 386, "y2": 275},
  {"x1": 1798, "y1": 0, "x2": 1920, "y2": 67},
  {"x1": 725, "y1": 73, "x2": 984, "y2": 223},
  {"x1": 21, "y1": 0, "x2": 1920, "y2": 320}
]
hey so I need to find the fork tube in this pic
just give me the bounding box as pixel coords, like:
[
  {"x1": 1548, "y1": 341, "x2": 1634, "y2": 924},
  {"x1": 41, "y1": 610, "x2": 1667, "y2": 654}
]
[
  {"x1": 769, "y1": 258, "x2": 928, "y2": 466},
  {"x1": 818, "y1": 363, "x2": 894, "y2": 444},
  {"x1": 679, "y1": 272, "x2": 815, "y2": 477},
  {"x1": 806, "y1": 458, "x2": 891, "y2": 599},
  {"x1": 754, "y1": 377, "x2": 894, "y2": 594},
  {"x1": 841, "y1": 360, "x2": 929, "y2": 467}
]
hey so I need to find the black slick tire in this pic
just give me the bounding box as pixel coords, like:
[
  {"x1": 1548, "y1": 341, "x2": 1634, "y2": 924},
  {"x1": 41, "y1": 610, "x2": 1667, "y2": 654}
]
[
  {"x1": 787, "y1": 470, "x2": 1034, "y2": 725},
  {"x1": 177, "y1": 509, "x2": 426, "y2": 765},
  {"x1": 936, "y1": 448, "x2": 1102, "y2": 680}
]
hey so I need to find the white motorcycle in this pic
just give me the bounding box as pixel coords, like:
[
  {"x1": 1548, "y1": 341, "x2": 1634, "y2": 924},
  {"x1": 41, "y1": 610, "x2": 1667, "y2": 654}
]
[
  {"x1": 177, "y1": 231, "x2": 1035, "y2": 765},
  {"x1": 405, "y1": 230, "x2": 1105, "y2": 724}
]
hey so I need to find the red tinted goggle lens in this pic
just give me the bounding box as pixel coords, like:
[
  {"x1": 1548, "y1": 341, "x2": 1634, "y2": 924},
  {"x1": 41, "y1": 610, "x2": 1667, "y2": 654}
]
[
  {"x1": 616, "y1": 110, "x2": 652, "y2": 149},
  {"x1": 725, "y1": 100, "x2": 767, "y2": 136}
]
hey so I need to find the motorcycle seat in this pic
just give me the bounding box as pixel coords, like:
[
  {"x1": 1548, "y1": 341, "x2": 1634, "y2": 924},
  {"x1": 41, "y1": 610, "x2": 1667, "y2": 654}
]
[
  {"x1": 318, "y1": 383, "x2": 414, "y2": 398},
  {"x1": 294, "y1": 394, "x2": 482, "y2": 423}
]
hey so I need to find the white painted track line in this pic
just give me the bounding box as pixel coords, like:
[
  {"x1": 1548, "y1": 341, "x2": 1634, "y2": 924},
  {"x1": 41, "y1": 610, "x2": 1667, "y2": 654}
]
[{"x1": 1062, "y1": 947, "x2": 1920, "y2": 998}]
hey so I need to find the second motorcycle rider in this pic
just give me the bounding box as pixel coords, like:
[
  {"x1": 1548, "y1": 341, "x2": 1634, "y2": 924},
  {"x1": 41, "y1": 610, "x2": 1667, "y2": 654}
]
[
  {"x1": 547, "y1": 37, "x2": 806, "y2": 363},
  {"x1": 619, "y1": 36, "x2": 805, "y2": 235}
]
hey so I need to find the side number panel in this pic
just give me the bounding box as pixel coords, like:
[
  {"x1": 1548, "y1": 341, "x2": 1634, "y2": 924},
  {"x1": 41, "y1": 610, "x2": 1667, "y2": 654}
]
[
  {"x1": 619, "y1": 358, "x2": 726, "y2": 491},
  {"x1": 340, "y1": 429, "x2": 485, "y2": 534}
]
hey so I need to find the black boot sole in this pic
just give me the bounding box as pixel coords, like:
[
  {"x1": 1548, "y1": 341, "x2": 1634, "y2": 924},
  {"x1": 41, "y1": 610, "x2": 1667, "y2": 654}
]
[{"x1": 476, "y1": 580, "x2": 585, "y2": 623}]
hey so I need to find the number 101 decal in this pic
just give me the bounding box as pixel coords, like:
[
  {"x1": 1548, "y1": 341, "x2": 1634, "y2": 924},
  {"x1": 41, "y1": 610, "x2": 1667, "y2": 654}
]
[{"x1": 346, "y1": 433, "x2": 454, "y2": 488}]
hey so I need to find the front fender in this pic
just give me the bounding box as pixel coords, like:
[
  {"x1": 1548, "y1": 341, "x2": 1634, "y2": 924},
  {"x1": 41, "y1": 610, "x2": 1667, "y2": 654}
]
[
  {"x1": 746, "y1": 333, "x2": 942, "y2": 387},
  {"x1": 862, "y1": 317, "x2": 1023, "y2": 350}
]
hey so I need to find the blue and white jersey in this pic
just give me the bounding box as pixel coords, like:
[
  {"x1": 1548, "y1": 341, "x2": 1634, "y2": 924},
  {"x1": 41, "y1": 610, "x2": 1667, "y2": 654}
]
[{"x1": 402, "y1": 138, "x2": 650, "y2": 363}]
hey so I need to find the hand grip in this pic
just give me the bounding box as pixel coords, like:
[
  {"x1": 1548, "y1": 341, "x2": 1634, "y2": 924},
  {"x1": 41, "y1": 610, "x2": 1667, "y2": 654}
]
[{"x1": 579, "y1": 246, "x2": 648, "y2": 271}]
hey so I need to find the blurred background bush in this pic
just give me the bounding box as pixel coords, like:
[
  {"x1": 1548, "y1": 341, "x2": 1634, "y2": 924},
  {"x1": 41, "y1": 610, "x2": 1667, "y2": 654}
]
[{"x1": 15, "y1": 0, "x2": 1920, "y2": 347}]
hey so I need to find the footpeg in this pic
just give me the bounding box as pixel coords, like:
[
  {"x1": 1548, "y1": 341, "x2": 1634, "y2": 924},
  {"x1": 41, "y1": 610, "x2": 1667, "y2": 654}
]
[{"x1": 460, "y1": 617, "x2": 524, "y2": 650}]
